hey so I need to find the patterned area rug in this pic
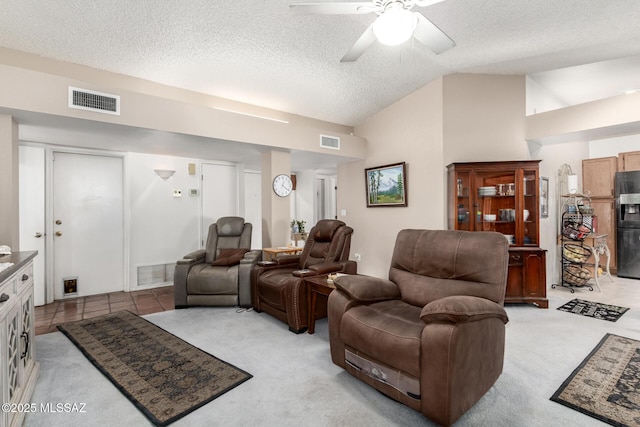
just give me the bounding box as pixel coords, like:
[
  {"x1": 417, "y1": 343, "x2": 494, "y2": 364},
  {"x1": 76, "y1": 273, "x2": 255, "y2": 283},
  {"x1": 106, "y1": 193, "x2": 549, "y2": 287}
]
[
  {"x1": 58, "y1": 310, "x2": 252, "y2": 426},
  {"x1": 551, "y1": 334, "x2": 640, "y2": 426},
  {"x1": 557, "y1": 298, "x2": 630, "y2": 322}
]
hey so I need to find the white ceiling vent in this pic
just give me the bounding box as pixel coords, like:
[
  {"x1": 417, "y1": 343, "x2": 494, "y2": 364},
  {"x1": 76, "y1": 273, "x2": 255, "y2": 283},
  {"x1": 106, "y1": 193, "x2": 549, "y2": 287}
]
[
  {"x1": 68, "y1": 86, "x2": 120, "y2": 115},
  {"x1": 320, "y1": 134, "x2": 340, "y2": 150}
]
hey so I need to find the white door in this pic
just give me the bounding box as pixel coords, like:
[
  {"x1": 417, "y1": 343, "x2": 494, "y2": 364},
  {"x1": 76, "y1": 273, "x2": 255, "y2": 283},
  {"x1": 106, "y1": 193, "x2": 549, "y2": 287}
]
[
  {"x1": 53, "y1": 152, "x2": 124, "y2": 298},
  {"x1": 201, "y1": 163, "x2": 237, "y2": 247},
  {"x1": 19, "y1": 145, "x2": 46, "y2": 306}
]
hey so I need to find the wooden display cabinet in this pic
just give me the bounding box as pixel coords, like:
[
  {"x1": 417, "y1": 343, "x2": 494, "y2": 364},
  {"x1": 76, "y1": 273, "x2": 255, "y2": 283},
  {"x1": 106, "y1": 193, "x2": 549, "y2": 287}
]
[{"x1": 447, "y1": 161, "x2": 548, "y2": 308}]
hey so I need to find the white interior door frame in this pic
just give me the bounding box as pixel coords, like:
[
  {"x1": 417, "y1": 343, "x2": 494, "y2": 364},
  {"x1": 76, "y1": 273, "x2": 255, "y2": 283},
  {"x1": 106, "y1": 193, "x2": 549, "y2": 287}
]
[
  {"x1": 19, "y1": 143, "x2": 46, "y2": 305},
  {"x1": 44, "y1": 146, "x2": 130, "y2": 302}
]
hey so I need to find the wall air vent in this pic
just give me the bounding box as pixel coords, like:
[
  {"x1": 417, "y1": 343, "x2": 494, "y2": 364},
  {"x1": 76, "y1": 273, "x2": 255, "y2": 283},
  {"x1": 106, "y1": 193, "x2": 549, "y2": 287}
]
[
  {"x1": 68, "y1": 86, "x2": 120, "y2": 115},
  {"x1": 320, "y1": 134, "x2": 340, "y2": 150}
]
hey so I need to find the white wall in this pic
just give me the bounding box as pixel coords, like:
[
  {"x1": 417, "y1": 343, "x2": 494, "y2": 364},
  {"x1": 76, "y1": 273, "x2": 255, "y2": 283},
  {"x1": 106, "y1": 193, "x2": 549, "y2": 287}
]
[
  {"x1": 244, "y1": 170, "x2": 262, "y2": 249},
  {"x1": 589, "y1": 135, "x2": 640, "y2": 158},
  {"x1": 341, "y1": 74, "x2": 532, "y2": 278},
  {"x1": 443, "y1": 74, "x2": 529, "y2": 165},
  {"x1": 293, "y1": 170, "x2": 315, "y2": 233},
  {"x1": 128, "y1": 153, "x2": 201, "y2": 287},
  {"x1": 341, "y1": 78, "x2": 445, "y2": 278},
  {"x1": 525, "y1": 76, "x2": 568, "y2": 116}
]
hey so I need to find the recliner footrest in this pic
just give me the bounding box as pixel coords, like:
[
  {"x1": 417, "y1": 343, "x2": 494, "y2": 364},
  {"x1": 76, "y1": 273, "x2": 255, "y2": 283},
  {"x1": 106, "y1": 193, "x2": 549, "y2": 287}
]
[{"x1": 345, "y1": 349, "x2": 420, "y2": 399}]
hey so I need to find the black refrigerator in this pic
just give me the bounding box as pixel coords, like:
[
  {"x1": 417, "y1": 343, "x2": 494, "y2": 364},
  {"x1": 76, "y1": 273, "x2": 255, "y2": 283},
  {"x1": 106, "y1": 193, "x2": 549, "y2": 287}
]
[{"x1": 616, "y1": 170, "x2": 640, "y2": 279}]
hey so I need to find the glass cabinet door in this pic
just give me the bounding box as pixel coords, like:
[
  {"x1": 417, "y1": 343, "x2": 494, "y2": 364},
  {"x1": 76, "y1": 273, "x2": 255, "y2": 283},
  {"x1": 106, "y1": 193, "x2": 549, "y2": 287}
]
[
  {"x1": 474, "y1": 170, "x2": 517, "y2": 244},
  {"x1": 523, "y1": 169, "x2": 538, "y2": 246},
  {"x1": 454, "y1": 172, "x2": 471, "y2": 231}
]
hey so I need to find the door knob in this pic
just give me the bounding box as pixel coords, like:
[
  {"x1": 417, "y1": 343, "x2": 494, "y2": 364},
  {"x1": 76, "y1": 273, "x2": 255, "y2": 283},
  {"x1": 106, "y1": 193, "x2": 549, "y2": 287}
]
[
  {"x1": 55, "y1": 231, "x2": 62, "y2": 237},
  {"x1": 34, "y1": 232, "x2": 42, "y2": 238}
]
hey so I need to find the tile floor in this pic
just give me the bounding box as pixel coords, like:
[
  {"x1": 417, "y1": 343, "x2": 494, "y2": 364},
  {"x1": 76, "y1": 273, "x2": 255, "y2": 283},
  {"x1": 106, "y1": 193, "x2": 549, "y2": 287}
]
[{"x1": 35, "y1": 286, "x2": 175, "y2": 335}]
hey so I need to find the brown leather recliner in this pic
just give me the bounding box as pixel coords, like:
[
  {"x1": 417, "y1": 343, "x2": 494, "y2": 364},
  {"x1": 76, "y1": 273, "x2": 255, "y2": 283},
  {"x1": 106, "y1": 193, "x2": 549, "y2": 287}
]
[
  {"x1": 174, "y1": 217, "x2": 261, "y2": 308},
  {"x1": 329, "y1": 229, "x2": 509, "y2": 426},
  {"x1": 251, "y1": 219, "x2": 357, "y2": 333}
]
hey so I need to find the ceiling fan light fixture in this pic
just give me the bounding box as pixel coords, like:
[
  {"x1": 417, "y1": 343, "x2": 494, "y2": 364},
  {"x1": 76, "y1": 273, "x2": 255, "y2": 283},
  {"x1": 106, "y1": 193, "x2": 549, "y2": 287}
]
[{"x1": 372, "y1": 8, "x2": 417, "y2": 46}]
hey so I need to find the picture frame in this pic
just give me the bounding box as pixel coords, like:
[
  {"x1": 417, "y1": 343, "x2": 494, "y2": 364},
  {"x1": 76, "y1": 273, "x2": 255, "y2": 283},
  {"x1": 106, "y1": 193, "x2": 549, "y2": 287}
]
[
  {"x1": 540, "y1": 176, "x2": 549, "y2": 218},
  {"x1": 365, "y1": 162, "x2": 407, "y2": 207}
]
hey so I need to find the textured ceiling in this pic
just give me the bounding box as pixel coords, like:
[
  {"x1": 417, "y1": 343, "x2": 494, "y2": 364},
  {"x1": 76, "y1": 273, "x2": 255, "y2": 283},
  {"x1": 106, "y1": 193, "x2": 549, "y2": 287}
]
[{"x1": 2, "y1": 0, "x2": 640, "y2": 127}]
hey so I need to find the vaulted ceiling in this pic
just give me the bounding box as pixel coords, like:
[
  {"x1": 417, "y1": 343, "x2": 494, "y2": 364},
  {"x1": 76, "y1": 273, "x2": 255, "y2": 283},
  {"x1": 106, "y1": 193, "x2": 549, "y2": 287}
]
[{"x1": 2, "y1": 0, "x2": 640, "y2": 166}]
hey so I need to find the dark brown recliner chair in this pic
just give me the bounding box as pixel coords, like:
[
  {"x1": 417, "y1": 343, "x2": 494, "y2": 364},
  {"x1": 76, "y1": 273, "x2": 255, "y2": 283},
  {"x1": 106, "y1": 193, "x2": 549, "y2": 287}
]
[
  {"x1": 174, "y1": 217, "x2": 261, "y2": 308},
  {"x1": 329, "y1": 229, "x2": 509, "y2": 426},
  {"x1": 251, "y1": 219, "x2": 357, "y2": 333}
]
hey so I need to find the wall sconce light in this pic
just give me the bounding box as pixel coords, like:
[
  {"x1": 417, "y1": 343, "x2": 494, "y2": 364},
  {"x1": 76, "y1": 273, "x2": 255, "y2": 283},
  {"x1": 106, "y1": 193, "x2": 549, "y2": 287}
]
[{"x1": 154, "y1": 169, "x2": 175, "y2": 180}]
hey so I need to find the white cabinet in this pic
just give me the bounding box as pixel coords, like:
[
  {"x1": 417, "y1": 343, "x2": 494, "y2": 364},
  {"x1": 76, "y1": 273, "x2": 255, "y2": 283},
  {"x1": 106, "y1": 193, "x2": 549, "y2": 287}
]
[{"x1": 0, "y1": 252, "x2": 39, "y2": 427}]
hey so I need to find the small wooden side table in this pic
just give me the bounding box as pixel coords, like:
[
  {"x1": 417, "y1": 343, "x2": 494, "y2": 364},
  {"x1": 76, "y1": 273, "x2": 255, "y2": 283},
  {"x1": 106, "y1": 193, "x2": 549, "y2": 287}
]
[
  {"x1": 305, "y1": 275, "x2": 335, "y2": 334},
  {"x1": 262, "y1": 246, "x2": 302, "y2": 261}
]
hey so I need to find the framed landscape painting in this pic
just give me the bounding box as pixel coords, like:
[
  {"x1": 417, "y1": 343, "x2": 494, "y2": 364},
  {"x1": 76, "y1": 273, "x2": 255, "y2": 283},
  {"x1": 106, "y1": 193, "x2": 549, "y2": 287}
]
[{"x1": 365, "y1": 162, "x2": 407, "y2": 207}]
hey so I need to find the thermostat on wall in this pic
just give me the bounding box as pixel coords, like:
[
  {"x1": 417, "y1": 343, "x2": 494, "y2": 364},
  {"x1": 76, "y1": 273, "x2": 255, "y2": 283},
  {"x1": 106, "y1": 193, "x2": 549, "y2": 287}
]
[{"x1": 189, "y1": 189, "x2": 199, "y2": 196}]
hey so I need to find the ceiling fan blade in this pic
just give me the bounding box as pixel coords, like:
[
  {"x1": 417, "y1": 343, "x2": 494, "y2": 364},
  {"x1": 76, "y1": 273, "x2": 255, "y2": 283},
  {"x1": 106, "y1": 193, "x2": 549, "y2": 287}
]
[
  {"x1": 340, "y1": 23, "x2": 376, "y2": 62},
  {"x1": 413, "y1": 0, "x2": 446, "y2": 7},
  {"x1": 290, "y1": 2, "x2": 377, "y2": 15},
  {"x1": 413, "y1": 12, "x2": 455, "y2": 54}
]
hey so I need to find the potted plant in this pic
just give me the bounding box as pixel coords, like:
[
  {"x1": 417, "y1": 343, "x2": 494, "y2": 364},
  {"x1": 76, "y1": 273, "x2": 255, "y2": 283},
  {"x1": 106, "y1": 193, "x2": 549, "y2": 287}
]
[{"x1": 290, "y1": 219, "x2": 306, "y2": 234}]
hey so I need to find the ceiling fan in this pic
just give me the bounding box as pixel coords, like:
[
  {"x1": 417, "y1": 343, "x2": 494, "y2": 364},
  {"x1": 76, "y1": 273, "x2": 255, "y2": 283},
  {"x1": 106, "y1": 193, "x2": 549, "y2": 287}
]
[{"x1": 290, "y1": 0, "x2": 455, "y2": 62}]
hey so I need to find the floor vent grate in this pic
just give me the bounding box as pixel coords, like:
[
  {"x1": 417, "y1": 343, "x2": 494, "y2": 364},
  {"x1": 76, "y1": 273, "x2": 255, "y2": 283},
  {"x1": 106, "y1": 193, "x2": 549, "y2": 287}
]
[{"x1": 137, "y1": 263, "x2": 175, "y2": 287}]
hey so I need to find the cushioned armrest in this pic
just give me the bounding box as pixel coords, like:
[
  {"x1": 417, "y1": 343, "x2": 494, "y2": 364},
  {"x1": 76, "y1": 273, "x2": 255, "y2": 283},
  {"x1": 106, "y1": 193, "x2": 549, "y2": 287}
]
[
  {"x1": 334, "y1": 275, "x2": 400, "y2": 302},
  {"x1": 240, "y1": 250, "x2": 261, "y2": 264},
  {"x1": 420, "y1": 295, "x2": 509, "y2": 324},
  {"x1": 176, "y1": 249, "x2": 205, "y2": 265},
  {"x1": 182, "y1": 249, "x2": 205, "y2": 261},
  {"x1": 256, "y1": 260, "x2": 278, "y2": 267},
  {"x1": 308, "y1": 262, "x2": 344, "y2": 275},
  {"x1": 275, "y1": 255, "x2": 300, "y2": 265},
  {"x1": 292, "y1": 269, "x2": 317, "y2": 277}
]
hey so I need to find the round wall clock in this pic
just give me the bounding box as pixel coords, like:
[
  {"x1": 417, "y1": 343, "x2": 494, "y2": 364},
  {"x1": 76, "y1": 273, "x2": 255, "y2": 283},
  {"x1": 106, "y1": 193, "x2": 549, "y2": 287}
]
[{"x1": 272, "y1": 174, "x2": 293, "y2": 197}]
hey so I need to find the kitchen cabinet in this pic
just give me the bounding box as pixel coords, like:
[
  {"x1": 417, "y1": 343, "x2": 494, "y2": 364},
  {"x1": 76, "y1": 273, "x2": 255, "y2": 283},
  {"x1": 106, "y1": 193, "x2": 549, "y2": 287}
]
[
  {"x1": 447, "y1": 160, "x2": 547, "y2": 308},
  {"x1": 582, "y1": 156, "x2": 618, "y2": 272},
  {"x1": 582, "y1": 157, "x2": 617, "y2": 197},
  {"x1": 618, "y1": 150, "x2": 640, "y2": 171},
  {"x1": 0, "y1": 252, "x2": 39, "y2": 427}
]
